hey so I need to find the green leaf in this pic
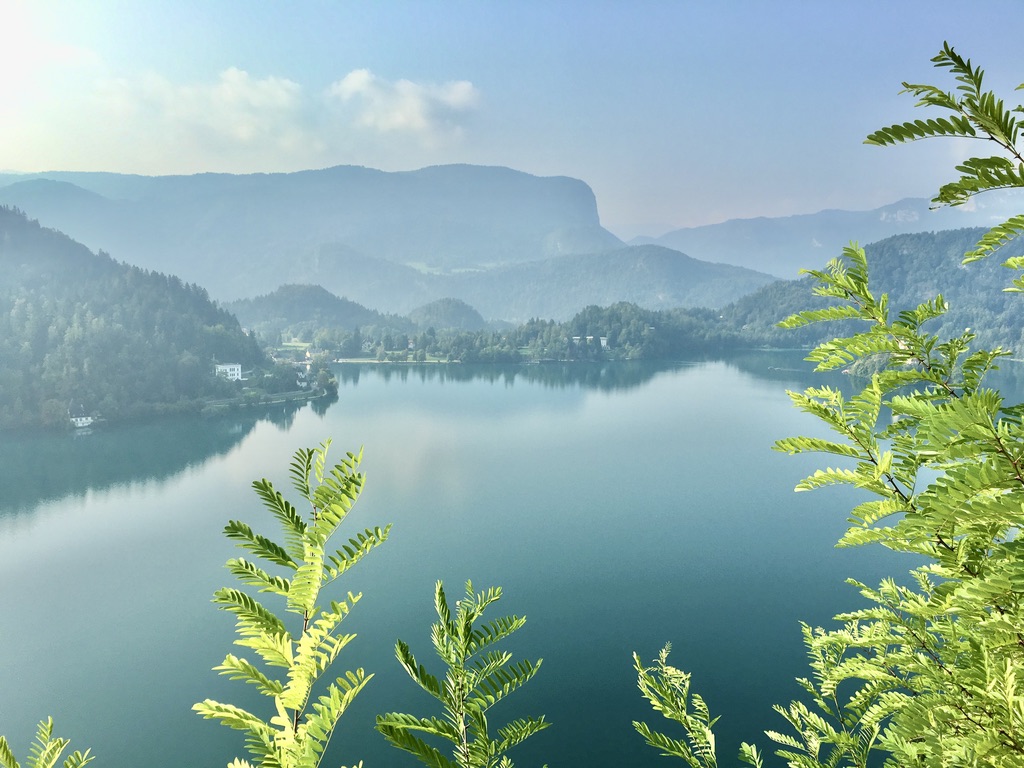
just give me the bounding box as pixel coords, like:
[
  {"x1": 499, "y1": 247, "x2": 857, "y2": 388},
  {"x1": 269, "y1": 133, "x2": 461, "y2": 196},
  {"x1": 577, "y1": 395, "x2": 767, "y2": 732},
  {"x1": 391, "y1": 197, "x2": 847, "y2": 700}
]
[
  {"x1": 213, "y1": 654, "x2": 285, "y2": 697},
  {"x1": 212, "y1": 587, "x2": 288, "y2": 638},
  {"x1": 375, "y1": 723, "x2": 457, "y2": 768},
  {"x1": 193, "y1": 700, "x2": 270, "y2": 734},
  {"x1": 0, "y1": 738, "x2": 16, "y2": 768}
]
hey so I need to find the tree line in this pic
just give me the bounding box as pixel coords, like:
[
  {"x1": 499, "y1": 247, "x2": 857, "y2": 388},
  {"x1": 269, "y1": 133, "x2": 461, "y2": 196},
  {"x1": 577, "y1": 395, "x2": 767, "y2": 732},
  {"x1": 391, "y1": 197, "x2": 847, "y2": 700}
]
[{"x1": 0, "y1": 207, "x2": 266, "y2": 429}]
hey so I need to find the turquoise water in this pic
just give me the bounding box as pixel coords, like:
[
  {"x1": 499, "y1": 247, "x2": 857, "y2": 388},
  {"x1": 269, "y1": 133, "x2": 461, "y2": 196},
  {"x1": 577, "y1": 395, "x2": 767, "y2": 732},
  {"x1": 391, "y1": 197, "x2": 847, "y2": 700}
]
[{"x1": 0, "y1": 357, "x2": 915, "y2": 767}]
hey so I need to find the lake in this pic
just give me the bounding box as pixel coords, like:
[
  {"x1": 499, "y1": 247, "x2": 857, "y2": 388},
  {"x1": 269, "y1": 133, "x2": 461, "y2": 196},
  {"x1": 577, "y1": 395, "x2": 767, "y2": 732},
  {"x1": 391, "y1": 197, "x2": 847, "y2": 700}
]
[{"x1": 0, "y1": 355, "x2": 925, "y2": 767}]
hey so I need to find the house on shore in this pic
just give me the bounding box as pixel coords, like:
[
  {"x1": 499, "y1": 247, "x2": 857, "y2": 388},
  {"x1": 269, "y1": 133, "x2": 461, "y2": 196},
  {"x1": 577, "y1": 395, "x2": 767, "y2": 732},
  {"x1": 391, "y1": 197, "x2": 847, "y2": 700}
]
[{"x1": 215, "y1": 363, "x2": 243, "y2": 381}]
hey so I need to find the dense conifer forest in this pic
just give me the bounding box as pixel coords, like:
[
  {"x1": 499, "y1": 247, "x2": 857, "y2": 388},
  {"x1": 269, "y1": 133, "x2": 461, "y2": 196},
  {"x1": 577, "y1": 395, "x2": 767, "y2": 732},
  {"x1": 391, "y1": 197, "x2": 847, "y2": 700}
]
[{"x1": 0, "y1": 207, "x2": 266, "y2": 429}]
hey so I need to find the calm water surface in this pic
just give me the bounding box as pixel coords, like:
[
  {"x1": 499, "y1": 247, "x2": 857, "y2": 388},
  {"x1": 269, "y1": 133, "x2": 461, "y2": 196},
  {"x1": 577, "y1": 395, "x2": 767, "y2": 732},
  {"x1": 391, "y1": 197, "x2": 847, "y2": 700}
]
[{"x1": 0, "y1": 357, "x2": 930, "y2": 767}]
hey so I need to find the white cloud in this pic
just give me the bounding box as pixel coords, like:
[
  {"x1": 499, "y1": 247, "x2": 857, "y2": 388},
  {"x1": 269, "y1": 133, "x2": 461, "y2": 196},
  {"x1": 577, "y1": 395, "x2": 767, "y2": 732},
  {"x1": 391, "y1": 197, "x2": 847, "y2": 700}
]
[
  {"x1": 328, "y1": 69, "x2": 479, "y2": 142},
  {"x1": 95, "y1": 68, "x2": 309, "y2": 149},
  {"x1": 0, "y1": 66, "x2": 322, "y2": 174},
  {"x1": 1, "y1": 63, "x2": 480, "y2": 174}
]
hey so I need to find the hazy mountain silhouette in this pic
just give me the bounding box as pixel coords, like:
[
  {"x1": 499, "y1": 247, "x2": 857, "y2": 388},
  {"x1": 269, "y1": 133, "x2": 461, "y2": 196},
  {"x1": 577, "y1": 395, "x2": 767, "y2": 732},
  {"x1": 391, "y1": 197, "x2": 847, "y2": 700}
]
[
  {"x1": 228, "y1": 284, "x2": 393, "y2": 332},
  {"x1": 720, "y1": 227, "x2": 1024, "y2": 351},
  {"x1": 280, "y1": 242, "x2": 775, "y2": 321},
  {"x1": 0, "y1": 165, "x2": 622, "y2": 300},
  {"x1": 408, "y1": 298, "x2": 487, "y2": 331},
  {"x1": 637, "y1": 193, "x2": 1024, "y2": 278}
]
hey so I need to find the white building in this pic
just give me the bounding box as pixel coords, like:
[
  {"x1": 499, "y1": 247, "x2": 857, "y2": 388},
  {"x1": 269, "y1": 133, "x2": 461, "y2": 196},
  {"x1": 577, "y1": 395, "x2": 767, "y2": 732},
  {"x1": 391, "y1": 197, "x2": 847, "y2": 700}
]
[{"x1": 215, "y1": 363, "x2": 243, "y2": 381}]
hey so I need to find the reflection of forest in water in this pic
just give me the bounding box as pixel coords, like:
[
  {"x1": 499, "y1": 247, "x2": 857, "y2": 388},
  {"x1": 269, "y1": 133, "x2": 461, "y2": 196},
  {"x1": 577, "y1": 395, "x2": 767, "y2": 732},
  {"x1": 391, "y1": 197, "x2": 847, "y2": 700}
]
[
  {"x1": 334, "y1": 359, "x2": 685, "y2": 391},
  {"x1": 334, "y1": 352, "x2": 834, "y2": 393},
  {"x1": 0, "y1": 396, "x2": 334, "y2": 516},
  {"x1": 336, "y1": 358, "x2": 715, "y2": 392},
  {"x1": 9, "y1": 354, "x2": 1024, "y2": 519}
]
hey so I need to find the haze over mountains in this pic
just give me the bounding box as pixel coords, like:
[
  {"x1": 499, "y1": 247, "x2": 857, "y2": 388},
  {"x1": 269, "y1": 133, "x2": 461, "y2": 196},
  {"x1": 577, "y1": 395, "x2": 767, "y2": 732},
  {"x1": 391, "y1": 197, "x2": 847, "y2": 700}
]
[
  {"x1": 637, "y1": 193, "x2": 1024, "y2": 278},
  {"x1": 0, "y1": 165, "x2": 619, "y2": 298},
  {"x1": 2, "y1": 163, "x2": 1020, "y2": 323}
]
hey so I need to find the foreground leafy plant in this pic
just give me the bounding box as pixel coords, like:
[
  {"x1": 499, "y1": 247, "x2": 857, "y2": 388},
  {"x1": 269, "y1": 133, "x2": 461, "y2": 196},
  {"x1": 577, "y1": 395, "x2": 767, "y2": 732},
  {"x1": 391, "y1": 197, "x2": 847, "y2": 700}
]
[
  {"x1": 865, "y1": 41, "x2": 1024, "y2": 273},
  {"x1": 194, "y1": 440, "x2": 391, "y2": 768},
  {"x1": 634, "y1": 645, "x2": 763, "y2": 768},
  {"x1": 376, "y1": 580, "x2": 549, "y2": 768},
  {"x1": 0, "y1": 719, "x2": 92, "y2": 768},
  {"x1": 636, "y1": 44, "x2": 1024, "y2": 767}
]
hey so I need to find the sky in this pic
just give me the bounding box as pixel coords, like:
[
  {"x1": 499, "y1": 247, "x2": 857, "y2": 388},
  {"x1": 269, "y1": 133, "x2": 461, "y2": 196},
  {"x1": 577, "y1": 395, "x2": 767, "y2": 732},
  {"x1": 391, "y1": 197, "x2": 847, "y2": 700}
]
[{"x1": 1, "y1": 0, "x2": 1021, "y2": 239}]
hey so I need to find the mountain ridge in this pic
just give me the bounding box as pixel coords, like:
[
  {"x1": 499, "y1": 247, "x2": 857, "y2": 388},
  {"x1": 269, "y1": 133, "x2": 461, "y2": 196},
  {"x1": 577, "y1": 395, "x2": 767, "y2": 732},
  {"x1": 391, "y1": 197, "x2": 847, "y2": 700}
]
[
  {"x1": 283, "y1": 241, "x2": 775, "y2": 321},
  {"x1": 638, "y1": 193, "x2": 1024, "y2": 278},
  {"x1": 0, "y1": 164, "x2": 623, "y2": 301}
]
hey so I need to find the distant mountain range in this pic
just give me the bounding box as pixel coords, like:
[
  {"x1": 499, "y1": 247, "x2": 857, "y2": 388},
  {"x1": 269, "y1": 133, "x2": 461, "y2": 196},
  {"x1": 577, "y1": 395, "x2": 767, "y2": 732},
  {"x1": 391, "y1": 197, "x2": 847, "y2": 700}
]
[
  {"x1": 720, "y1": 227, "x2": 1024, "y2": 351},
  {"x1": 635, "y1": 192, "x2": 1024, "y2": 278},
  {"x1": 0, "y1": 165, "x2": 621, "y2": 301},
  {"x1": 0, "y1": 164, "x2": 774, "y2": 319},
  {"x1": 7, "y1": 196, "x2": 1024, "y2": 433},
  {"x1": 3, "y1": 163, "x2": 1023, "y2": 324},
  {"x1": 278, "y1": 242, "x2": 775, "y2": 320}
]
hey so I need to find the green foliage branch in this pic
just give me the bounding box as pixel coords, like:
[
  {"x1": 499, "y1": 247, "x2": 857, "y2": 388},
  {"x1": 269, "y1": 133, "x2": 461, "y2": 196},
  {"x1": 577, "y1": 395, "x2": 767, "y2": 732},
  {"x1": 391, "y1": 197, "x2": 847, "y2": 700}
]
[
  {"x1": 635, "y1": 44, "x2": 1024, "y2": 768},
  {"x1": 376, "y1": 580, "x2": 549, "y2": 768},
  {"x1": 194, "y1": 440, "x2": 391, "y2": 768},
  {"x1": 0, "y1": 718, "x2": 92, "y2": 768},
  {"x1": 866, "y1": 42, "x2": 1024, "y2": 276}
]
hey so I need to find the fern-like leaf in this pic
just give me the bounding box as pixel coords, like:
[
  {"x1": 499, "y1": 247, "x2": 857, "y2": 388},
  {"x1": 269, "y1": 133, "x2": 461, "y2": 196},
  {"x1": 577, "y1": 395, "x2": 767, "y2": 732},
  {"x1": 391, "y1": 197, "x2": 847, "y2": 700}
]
[
  {"x1": 214, "y1": 654, "x2": 285, "y2": 697},
  {"x1": 198, "y1": 441, "x2": 389, "y2": 768},
  {"x1": 0, "y1": 736, "x2": 17, "y2": 768},
  {"x1": 382, "y1": 580, "x2": 546, "y2": 768}
]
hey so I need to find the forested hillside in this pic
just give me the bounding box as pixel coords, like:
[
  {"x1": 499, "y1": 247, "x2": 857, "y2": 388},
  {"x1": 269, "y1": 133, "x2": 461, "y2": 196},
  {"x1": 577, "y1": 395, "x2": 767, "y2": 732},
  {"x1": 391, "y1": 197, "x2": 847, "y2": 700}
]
[
  {"x1": 227, "y1": 284, "x2": 406, "y2": 344},
  {"x1": 721, "y1": 227, "x2": 1024, "y2": 352},
  {"x1": 407, "y1": 298, "x2": 487, "y2": 331},
  {"x1": 0, "y1": 207, "x2": 265, "y2": 429},
  {"x1": 213, "y1": 229, "x2": 1024, "y2": 367}
]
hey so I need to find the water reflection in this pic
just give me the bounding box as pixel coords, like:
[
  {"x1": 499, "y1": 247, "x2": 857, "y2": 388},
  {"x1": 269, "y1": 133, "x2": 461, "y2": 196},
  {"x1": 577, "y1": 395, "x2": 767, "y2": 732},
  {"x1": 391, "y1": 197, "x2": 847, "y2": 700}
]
[
  {"x1": 4, "y1": 353, "x2": 1017, "y2": 768},
  {"x1": 334, "y1": 359, "x2": 691, "y2": 391},
  {"x1": 0, "y1": 399, "x2": 323, "y2": 516},
  {"x1": 334, "y1": 353, "x2": 827, "y2": 394},
  {"x1": 0, "y1": 355, "x2": 852, "y2": 520},
  {"x1": 7, "y1": 352, "x2": 1018, "y2": 521}
]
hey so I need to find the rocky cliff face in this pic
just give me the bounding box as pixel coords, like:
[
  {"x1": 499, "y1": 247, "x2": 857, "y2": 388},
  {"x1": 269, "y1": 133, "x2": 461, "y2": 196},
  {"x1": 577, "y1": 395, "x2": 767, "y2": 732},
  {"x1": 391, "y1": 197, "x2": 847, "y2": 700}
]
[{"x1": 0, "y1": 164, "x2": 622, "y2": 300}]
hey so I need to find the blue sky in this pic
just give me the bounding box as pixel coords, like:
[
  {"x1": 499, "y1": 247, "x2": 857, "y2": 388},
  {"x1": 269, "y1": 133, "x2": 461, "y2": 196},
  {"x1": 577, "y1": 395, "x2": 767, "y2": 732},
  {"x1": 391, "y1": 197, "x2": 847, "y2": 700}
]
[{"x1": 2, "y1": 1, "x2": 1021, "y2": 238}]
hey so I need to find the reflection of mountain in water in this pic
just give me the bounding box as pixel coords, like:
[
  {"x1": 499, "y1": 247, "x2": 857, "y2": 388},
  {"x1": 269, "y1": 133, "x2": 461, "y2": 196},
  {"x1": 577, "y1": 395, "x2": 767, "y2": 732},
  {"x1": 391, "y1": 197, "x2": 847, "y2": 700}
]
[{"x1": 0, "y1": 398, "x2": 332, "y2": 516}]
